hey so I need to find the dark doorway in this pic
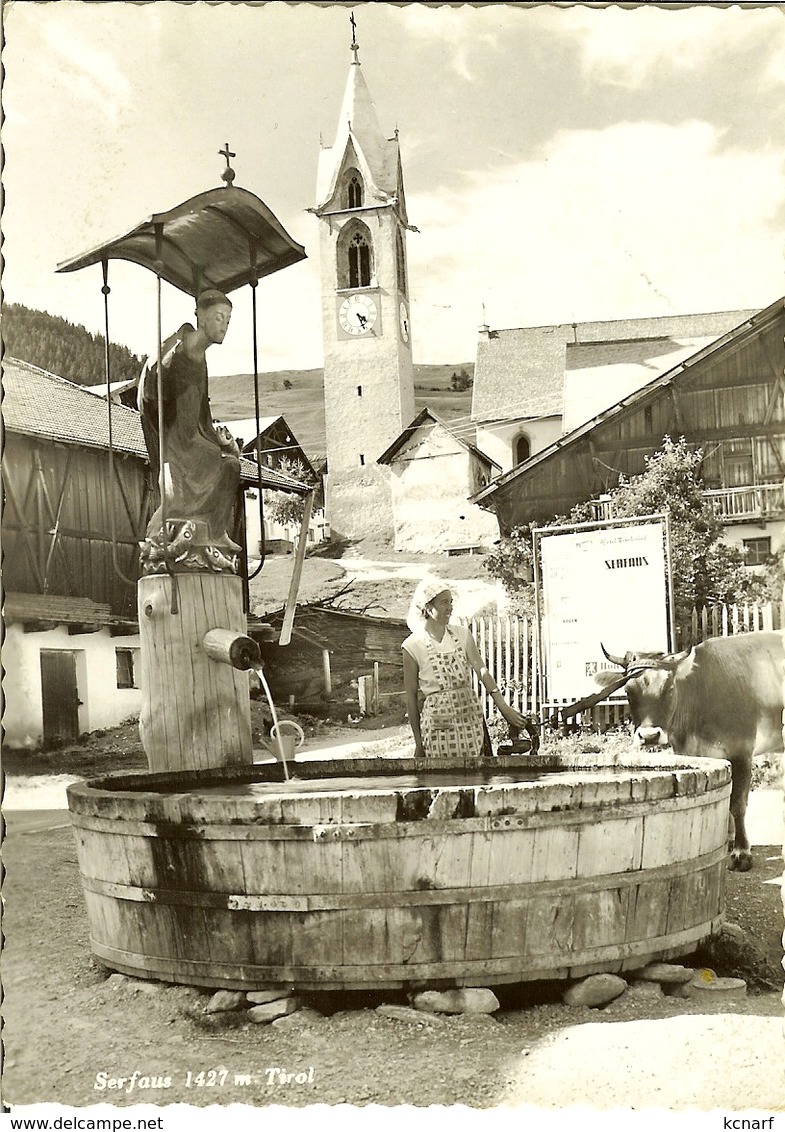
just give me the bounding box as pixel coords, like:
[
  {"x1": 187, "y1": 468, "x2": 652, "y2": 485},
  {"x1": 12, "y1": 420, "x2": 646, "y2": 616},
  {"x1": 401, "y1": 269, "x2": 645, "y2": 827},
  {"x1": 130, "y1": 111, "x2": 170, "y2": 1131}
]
[{"x1": 40, "y1": 650, "x2": 80, "y2": 744}]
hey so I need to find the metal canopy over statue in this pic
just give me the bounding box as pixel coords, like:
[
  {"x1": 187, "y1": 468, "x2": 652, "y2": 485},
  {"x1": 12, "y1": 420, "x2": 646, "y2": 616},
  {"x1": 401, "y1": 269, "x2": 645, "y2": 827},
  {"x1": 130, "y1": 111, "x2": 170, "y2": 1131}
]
[{"x1": 57, "y1": 152, "x2": 309, "y2": 771}]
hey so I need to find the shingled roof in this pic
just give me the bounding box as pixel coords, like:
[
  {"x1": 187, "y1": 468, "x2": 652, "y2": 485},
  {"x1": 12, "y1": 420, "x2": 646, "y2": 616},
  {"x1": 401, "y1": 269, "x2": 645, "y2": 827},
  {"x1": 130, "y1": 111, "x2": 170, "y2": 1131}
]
[
  {"x1": 471, "y1": 309, "x2": 757, "y2": 426},
  {"x1": 3, "y1": 358, "x2": 308, "y2": 494}
]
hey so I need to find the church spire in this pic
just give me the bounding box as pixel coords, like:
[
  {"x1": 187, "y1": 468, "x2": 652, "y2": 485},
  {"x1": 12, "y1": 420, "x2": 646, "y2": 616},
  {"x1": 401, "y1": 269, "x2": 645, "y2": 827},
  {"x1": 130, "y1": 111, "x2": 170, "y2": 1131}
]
[{"x1": 314, "y1": 19, "x2": 398, "y2": 211}]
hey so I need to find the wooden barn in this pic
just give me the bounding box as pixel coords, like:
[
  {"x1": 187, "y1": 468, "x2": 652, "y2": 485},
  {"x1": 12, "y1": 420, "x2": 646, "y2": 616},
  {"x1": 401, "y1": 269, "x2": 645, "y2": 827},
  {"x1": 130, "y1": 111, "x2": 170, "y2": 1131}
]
[
  {"x1": 473, "y1": 297, "x2": 785, "y2": 564},
  {"x1": 224, "y1": 413, "x2": 329, "y2": 553},
  {"x1": 2, "y1": 358, "x2": 308, "y2": 749}
]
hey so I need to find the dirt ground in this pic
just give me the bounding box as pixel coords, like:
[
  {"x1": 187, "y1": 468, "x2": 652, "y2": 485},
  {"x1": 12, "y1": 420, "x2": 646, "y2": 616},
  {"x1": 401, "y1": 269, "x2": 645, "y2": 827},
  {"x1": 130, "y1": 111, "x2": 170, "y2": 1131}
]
[{"x1": 2, "y1": 724, "x2": 784, "y2": 1112}]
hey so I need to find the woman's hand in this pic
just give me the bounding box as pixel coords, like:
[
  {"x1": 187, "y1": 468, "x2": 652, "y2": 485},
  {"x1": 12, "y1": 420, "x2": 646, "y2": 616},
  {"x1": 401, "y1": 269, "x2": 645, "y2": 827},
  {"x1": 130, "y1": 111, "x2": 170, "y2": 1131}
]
[{"x1": 499, "y1": 704, "x2": 530, "y2": 732}]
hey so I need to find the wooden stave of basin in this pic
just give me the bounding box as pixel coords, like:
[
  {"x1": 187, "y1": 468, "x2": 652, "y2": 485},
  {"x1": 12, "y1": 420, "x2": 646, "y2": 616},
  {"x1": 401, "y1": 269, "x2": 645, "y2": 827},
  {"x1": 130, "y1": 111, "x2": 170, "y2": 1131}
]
[{"x1": 66, "y1": 753, "x2": 731, "y2": 991}]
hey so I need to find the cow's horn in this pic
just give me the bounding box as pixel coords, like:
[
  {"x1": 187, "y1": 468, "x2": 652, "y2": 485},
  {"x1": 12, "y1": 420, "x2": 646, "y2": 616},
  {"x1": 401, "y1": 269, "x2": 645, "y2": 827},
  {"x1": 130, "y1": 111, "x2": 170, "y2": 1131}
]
[{"x1": 600, "y1": 642, "x2": 627, "y2": 668}]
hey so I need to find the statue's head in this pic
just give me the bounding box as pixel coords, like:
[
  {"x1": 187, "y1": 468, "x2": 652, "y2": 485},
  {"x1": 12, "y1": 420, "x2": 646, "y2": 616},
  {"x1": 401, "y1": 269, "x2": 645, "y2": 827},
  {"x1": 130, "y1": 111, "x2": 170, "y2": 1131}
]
[{"x1": 196, "y1": 289, "x2": 233, "y2": 345}]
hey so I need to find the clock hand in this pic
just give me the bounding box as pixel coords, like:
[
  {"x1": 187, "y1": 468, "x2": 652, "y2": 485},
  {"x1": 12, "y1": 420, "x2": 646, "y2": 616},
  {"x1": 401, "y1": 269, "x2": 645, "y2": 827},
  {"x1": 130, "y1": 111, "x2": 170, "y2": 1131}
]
[{"x1": 356, "y1": 312, "x2": 368, "y2": 329}]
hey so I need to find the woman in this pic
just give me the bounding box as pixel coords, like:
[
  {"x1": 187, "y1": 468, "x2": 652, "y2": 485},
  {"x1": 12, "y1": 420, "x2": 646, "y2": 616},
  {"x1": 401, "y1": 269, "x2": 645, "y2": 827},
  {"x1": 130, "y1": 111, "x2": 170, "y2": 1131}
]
[{"x1": 402, "y1": 577, "x2": 528, "y2": 761}]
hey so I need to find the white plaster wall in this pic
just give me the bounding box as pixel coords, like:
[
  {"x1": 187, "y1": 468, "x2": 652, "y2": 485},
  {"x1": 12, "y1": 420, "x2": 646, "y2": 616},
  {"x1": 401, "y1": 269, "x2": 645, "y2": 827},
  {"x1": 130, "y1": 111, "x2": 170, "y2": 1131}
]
[
  {"x1": 476, "y1": 417, "x2": 562, "y2": 474},
  {"x1": 720, "y1": 520, "x2": 785, "y2": 558},
  {"x1": 2, "y1": 623, "x2": 142, "y2": 749},
  {"x1": 389, "y1": 429, "x2": 500, "y2": 551}
]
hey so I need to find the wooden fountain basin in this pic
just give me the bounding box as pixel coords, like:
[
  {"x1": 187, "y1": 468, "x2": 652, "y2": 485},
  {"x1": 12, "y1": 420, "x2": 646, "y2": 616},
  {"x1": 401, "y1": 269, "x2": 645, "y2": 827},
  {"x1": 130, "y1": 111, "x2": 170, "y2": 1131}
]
[{"x1": 66, "y1": 753, "x2": 731, "y2": 990}]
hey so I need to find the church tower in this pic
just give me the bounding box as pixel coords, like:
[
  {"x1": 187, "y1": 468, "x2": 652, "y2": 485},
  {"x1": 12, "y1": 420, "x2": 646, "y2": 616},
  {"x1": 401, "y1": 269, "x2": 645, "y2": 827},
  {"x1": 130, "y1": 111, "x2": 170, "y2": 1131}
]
[{"x1": 314, "y1": 29, "x2": 416, "y2": 540}]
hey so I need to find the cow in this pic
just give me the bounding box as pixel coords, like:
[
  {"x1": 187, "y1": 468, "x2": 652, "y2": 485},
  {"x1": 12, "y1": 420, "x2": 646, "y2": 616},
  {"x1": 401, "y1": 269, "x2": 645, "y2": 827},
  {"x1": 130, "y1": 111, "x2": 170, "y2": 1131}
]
[{"x1": 594, "y1": 631, "x2": 785, "y2": 872}]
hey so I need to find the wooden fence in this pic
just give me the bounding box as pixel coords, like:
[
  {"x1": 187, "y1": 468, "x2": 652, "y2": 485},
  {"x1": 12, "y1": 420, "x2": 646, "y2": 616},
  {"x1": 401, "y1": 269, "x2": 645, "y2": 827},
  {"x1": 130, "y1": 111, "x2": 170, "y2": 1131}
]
[{"x1": 460, "y1": 600, "x2": 781, "y2": 727}]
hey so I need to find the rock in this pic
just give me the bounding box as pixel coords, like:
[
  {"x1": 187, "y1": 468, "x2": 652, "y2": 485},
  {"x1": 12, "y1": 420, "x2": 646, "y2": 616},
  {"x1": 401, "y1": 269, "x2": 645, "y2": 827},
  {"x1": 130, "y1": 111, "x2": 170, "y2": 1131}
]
[
  {"x1": 685, "y1": 974, "x2": 747, "y2": 1001},
  {"x1": 376, "y1": 1004, "x2": 446, "y2": 1025},
  {"x1": 563, "y1": 974, "x2": 627, "y2": 1008},
  {"x1": 247, "y1": 996, "x2": 301, "y2": 1023},
  {"x1": 106, "y1": 973, "x2": 129, "y2": 989},
  {"x1": 634, "y1": 963, "x2": 694, "y2": 984},
  {"x1": 271, "y1": 1007, "x2": 323, "y2": 1027},
  {"x1": 412, "y1": 988, "x2": 500, "y2": 1015},
  {"x1": 128, "y1": 979, "x2": 163, "y2": 994},
  {"x1": 623, "y1": 980, "x2": 664, "y2": 1000},
  {"x1": 720, "y1": 922, "x2": 746, "y2": 944},
  {"x1": 247, "y1": 988, "x2": 294, "y2": 1004},
  {"x1": 204, "y1": 990, "x2": 246, "y2": 1014}
]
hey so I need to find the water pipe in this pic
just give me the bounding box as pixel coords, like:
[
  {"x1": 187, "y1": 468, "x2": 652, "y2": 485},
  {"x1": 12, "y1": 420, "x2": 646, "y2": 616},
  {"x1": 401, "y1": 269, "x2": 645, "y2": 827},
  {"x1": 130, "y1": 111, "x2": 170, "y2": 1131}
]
[{"x1": 201, "y1": 628, "x2": 294, "y2": 780}]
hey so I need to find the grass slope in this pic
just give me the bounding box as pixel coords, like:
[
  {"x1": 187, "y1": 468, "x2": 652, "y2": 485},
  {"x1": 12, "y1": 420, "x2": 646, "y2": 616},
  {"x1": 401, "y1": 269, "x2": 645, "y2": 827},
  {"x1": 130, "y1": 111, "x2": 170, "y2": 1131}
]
[{"x1": 209, "y1": 364, "x2": 474, "y2": 460}]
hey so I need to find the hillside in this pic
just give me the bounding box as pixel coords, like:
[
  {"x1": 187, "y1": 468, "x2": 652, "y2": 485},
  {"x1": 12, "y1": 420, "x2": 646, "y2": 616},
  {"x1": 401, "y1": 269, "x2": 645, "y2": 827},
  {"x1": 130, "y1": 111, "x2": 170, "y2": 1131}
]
[
  {"x1": 209, "y1": 363, "x2": 475, "y2": 459},
  {"x1": 3, "y1": 303, "x2": 144, "y2": 386}
]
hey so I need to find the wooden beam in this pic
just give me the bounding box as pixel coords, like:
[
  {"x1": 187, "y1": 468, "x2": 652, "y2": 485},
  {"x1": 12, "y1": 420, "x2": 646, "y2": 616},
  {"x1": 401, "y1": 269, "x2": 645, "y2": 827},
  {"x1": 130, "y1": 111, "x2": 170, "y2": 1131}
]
[{"x1": 278, "y1": 490, "x2": 315, "y2": 648}]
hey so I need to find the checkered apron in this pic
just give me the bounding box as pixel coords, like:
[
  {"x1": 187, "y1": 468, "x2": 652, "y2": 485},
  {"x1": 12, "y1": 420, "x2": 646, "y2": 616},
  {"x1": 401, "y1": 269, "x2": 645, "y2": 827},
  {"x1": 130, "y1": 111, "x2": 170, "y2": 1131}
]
[{"x1": 420, "y1": 628, "x2": 484, "y2": 762}]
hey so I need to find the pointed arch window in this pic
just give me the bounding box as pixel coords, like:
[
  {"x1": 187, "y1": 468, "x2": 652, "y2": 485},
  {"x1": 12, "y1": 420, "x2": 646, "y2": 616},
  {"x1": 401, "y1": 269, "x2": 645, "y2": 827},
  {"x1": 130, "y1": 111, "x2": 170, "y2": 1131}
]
[
  {"x1": 396, "y1": 228, "x2": 407, "y2": 297},
  {"x1": 338, "y1": 221, "x2": 374, "y2": 290},
  {"x1": 344, "y1": 167, "x2": 364, "y2": 209},
  {"x1": 349, "y1": 232, "x2": 371, "y2": 288},
  {"x1": 348, "y1": 175, "x2": 364, "y2": 209}
]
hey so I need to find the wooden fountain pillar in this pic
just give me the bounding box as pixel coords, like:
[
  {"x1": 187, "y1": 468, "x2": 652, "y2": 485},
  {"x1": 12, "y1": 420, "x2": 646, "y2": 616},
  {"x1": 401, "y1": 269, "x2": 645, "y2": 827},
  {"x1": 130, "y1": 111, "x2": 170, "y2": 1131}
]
[{"x1": 138, "y1": 573, "x2": 253, "y2": 772}]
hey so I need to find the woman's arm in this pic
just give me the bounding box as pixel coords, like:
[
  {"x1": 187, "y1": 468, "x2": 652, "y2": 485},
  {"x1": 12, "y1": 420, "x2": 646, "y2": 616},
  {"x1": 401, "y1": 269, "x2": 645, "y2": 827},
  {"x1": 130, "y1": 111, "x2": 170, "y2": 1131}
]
[
  {"x1": 402, "y1": 648, "x2": 425, "y2": 757},
  {"x1": 462, "y1": 630, "x2": 529, "y2": 731}
]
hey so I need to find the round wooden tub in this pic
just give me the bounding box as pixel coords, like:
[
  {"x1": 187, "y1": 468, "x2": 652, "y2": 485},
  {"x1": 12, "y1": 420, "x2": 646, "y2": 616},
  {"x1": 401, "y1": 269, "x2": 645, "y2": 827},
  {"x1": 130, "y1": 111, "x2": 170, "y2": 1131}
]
[{"x1": 66, "y1": 753, "x2": 731, "y2": 990}]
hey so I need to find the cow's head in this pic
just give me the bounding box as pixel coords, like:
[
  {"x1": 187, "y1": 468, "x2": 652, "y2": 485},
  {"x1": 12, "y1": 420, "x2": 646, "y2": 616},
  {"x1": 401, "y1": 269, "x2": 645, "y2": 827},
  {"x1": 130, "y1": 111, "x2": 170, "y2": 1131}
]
[{"x1": 595, "y1": 643, "x2": 694, "y2": 748}]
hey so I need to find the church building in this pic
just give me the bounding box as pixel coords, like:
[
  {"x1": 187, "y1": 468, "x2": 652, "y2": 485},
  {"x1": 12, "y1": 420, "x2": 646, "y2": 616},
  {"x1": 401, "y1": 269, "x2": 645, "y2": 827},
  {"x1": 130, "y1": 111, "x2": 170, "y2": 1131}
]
[{"x1": 314, "y1": 34, "x2": 416, "y2": 541}]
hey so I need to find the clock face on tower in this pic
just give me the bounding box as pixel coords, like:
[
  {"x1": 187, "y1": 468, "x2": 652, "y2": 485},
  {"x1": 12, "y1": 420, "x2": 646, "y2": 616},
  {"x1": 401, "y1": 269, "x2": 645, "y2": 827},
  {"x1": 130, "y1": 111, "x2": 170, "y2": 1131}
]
[{"x1": 338, "y1": 294, "x2": 378, "y2": 336}]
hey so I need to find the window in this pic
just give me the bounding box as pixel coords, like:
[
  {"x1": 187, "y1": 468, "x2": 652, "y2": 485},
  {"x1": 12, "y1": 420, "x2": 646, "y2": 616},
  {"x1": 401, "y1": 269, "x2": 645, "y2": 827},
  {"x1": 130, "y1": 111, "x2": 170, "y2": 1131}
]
[
  {"x1": 514, "y1": 434, "x2": 531, "y2": 465},
  {"x1": 348, "y1": 232, "x2": 371, "y2": 288},
  {"x1": 396, "y1": 229, "x2": 407, "y2": 296},
  {"x1": 337, "y1": 221, "x2": 374, "y2": 290},
  {"x1": 347, "y1": 171, "x2": 364, "y2": 209},
  {"x1": 743, "y1": 537, "x2": 771, "y2": 566},
  {"x1": 116, "y1": 648, "x2": 139, "y2": 689},
  {"x1": 644, "y1": 405, "x2": 653, "y2": 431},
  {"x1": 359, "y1": 454, "x2": 365, "y2": 466}
]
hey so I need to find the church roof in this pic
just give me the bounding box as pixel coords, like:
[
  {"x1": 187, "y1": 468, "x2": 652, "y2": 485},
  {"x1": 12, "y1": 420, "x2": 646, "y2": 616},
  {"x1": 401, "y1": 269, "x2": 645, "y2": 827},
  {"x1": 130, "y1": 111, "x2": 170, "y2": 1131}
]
[
  {"x1": 471, "y1": 309, "x2": 757, "y2": 427},
  {"x1": 315, "y1": 58, "x2": 402, "y2": 213}
]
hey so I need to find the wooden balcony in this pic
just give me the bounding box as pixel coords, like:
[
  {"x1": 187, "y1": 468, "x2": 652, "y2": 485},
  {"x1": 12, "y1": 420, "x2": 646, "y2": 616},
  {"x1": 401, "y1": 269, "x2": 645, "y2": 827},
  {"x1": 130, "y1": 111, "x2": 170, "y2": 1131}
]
[
  {"x1": 591, "y1": 482, "x2": 784, "y2": 525},
  {"x1": 703, "y1": 483, "x2": 785, "y2": 523}
]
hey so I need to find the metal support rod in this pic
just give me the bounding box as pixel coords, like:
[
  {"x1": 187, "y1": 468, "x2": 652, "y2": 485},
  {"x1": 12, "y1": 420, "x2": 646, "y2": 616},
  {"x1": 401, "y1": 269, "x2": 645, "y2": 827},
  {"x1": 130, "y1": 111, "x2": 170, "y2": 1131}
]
[
  {"x1": 247, "y1": 266, "x2": 267, "y2": 581},
  {"x1": 154, "y1": 224, "x2": 178, "y2": 614},
  {"x1": 101, "y1": 259, "x2": 135, "y2": 586}
]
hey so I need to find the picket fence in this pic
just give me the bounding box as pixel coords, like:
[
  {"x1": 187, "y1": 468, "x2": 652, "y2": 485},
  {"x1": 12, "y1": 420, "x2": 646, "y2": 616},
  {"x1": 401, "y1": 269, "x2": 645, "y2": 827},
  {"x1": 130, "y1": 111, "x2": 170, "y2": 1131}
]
[{"x1": 460, "y1": 600, "x2": 782, "y2": 727}]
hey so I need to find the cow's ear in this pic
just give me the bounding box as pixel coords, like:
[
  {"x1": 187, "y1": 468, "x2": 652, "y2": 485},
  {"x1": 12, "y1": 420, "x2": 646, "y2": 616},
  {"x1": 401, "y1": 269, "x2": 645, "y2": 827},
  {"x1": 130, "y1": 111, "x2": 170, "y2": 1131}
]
[
  {"x1": 664, "y1": 647, "x2": 693, "y2": 670},
  {"x1": 594, "y1": 670, "x2": 629, "y2": 689}
]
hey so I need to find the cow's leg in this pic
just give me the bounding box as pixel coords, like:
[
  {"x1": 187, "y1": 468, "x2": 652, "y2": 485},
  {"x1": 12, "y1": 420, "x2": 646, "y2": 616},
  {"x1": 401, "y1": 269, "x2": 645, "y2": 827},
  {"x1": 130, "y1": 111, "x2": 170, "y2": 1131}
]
[{"x1": 727, "y1": 755, "x2": 753, "y2": 872}]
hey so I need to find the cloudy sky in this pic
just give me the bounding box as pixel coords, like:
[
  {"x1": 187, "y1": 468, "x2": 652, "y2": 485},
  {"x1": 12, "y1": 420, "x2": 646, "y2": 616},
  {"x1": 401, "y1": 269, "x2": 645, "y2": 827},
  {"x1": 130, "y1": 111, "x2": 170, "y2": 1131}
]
[{"x1": 3, "y1": 1, "x2": 784, "y2": 376}]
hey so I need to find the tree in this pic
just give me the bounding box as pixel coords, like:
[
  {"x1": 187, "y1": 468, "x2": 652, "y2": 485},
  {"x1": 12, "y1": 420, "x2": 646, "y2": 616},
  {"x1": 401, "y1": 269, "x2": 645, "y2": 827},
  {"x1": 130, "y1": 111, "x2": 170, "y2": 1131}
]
[
  {"x1": 451, "y1": 367, "x2": 472, "y2": 392},
  {"x1": 485, "y1": 436, "x2": 776, "y2": 632},
  {"x1": 265, "y1": 456, "x2": 317, "y2": 530}
]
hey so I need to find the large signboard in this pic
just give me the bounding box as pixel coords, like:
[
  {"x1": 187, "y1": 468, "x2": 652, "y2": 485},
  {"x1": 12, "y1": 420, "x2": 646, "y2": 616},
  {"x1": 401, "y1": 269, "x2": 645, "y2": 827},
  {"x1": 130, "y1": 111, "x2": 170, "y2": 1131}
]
[{"x1": 538, "y1": 518, "x2": 671, "y2": 702}]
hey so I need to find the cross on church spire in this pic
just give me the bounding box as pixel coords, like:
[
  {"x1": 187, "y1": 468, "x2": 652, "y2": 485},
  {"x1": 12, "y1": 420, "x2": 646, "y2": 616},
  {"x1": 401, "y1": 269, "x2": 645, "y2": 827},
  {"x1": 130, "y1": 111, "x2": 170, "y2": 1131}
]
[
  {"x1": 350, "y1": 12, "x2": 360, "y2": 64},
  {"x1": 219, "y1": 142, "x2": 236, "y2": 185}
]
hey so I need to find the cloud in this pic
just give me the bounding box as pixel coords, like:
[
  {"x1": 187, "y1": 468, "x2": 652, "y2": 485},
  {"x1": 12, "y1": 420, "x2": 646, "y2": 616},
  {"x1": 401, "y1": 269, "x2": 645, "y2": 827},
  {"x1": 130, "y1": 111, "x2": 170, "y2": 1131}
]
[
  {"x1": 407, "y1": 120, "x2": 785, "y2": 360},
  {"x1": 42, "y1": 20, "x2": 132, "y2": 121},
  {"x1": 399, "y1": 5, "x2": 521, "y2": 82},
  {"x1": 553, "y1": 5, "x2": 784, "y2": 89}
]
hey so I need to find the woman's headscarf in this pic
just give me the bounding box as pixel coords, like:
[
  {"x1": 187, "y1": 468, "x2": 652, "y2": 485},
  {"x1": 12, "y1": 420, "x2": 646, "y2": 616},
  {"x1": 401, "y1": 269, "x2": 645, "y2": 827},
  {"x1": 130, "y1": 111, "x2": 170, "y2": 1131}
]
[{"x1": 406, "y1": 576, "x2": 451, "y2": 634}]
